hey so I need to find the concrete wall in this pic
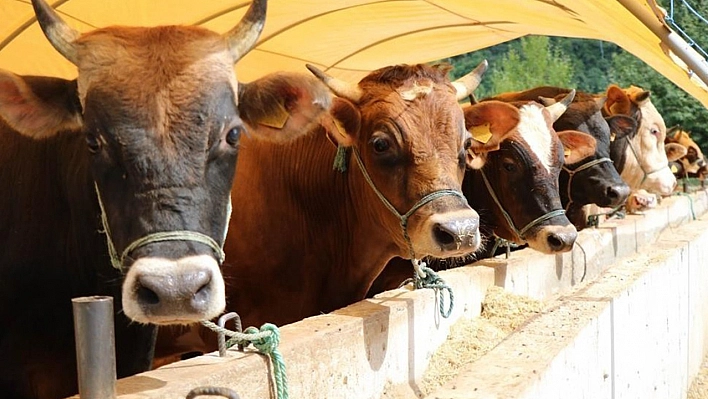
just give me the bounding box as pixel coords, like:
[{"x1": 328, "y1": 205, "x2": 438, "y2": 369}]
[{"x1": 100, "y1": 191, "x2": 708, "y2": 399}]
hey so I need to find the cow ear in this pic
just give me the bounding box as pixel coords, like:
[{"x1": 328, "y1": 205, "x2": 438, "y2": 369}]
[
  {"x1": 321, "y1": 97, "x2": 360, "y2": 147},
  {"x1": 0, "y1": 70, "x2": 82, "y2": 139},
  {"x1": 606, "y1": 114, "x2": 637, "y2": 142},
  {"x1": 557, "y1": 130, "x2": 597, "y2": 164},
  {"x1": 604, "y1": 85, "x2": 631, "y2": 116},
  {"x1": 666, "y1": 142, "x2": 688, "y2": 162},
  {"x1": 464, "y1": 101, "x2": 519, "y2": 153},
  {"x1": 239, "y1": 72, "x2": 332, "y2": 144},
  {"x1": 463, "y1": 101, "x2": 520, "y2": 169}
]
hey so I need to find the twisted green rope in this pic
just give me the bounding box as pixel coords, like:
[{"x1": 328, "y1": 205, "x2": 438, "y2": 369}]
[
  {"x1": 412, "y1": 263, "x2": 454, "y2": 318},
  {"x1": 201, "y1": 321, "x2": 288, "y2": 399},
  {"x1": 674, "y1": 191, "x2": 696, "y2": 220},
  {"x1": 586, "y1": 205, "x2": 626, "y2": 228}
]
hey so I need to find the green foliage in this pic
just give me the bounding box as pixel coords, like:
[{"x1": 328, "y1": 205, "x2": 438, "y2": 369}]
[
  {"x1": 487, "y1": 36, "x2": 576, "y2": 95},
  {"x1": 441, "y1": 0, "x2": 708, "y2": 148}
]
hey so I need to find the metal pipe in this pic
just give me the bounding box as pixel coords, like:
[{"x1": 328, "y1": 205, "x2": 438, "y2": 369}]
[
  {"x1": 72, "y1": 296, "x2": 117, "y2": 399},
  {"x1": 618, "y1": 0, "x2": 708, "y2": 86}
]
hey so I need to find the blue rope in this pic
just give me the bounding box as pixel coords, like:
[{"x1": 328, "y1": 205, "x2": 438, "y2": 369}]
[{"x1": 201, "y1": 321, "x2": 288, "y2": 399}]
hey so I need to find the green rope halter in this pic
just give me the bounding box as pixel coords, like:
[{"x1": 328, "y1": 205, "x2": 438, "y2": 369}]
[
  {"x1": 201, "y1": 320, "x2": 288, "y2": 399},
  {"x1": 562, "y1": 157, "x2": 613, "y2": 211},
  {"x1": 94, "y1": 183, "x2": 227, "y2": 271},
  {"x1": 479, "y1": 169, "x2": 566, "y2": 241},
  {"x1": 624, "y1": 136, "x2": 669, "y2": 187},
  {"x1": 349, "y1": 147, "x2": 461, "y2": 317}
]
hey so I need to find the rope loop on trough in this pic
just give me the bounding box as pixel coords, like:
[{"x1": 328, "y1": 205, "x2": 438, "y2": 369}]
[
  {"x1": 201, "y1": 320, "x2": 288, "y2": 399},
  {"x1": 412, "y1": 260, "x2": 455, "y2": 318}
]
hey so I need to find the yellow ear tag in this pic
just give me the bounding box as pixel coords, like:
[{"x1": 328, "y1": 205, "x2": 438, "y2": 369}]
[
  {"x1": 257, "y1": 101, "x2": 290, "y2": 129},
  {"x1": 470, "y1": 123, "x2": 493, "y2": 144},
  {"x1": 671, "y1": 164, "x2": 679, "y2": 173},
  {"x1": 564, "y1": 148, "x2": 572, "y2": 157}
]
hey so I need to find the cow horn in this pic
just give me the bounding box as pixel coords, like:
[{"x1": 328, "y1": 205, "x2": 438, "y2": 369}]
[
  {"x1": 452, "y1": 60, "x2": 488, "y2": 101},
  {"x1": 545, "y1": 89, "x2": 575, "y2": 122},
  {"x1": 31, "y1": 0, "x2": 80, "y2": 65},
  {"x1": 224, "y1": 0, "x2": 268, "y2": 62},
  {"x1": 306, "y1": 64, "x2": 363, "y2": 103}
]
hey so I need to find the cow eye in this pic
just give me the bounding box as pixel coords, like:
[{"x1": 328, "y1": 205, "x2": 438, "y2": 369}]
[
  {"x1": 226, "y1": 125, "x2": 245, "y2": 147},
  {"x1": 464, "y1": 137, "x2": 473, "y2": 151},
  {"x1": 372, "y1": 137, "x2": 391, "y2": 153},
  {"x1": 503, "y1": 160, "x2": 516, "y2": 172},
  {"x1": 650, "y1": 127, "x2": 660, "y2": 135},
  {"x1": 86, "y1": 134, "x2": 101, "y2": 153}
]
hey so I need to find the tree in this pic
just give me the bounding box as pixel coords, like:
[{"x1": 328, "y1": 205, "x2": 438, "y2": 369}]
[{"x1": 485, "y1": 36, "x2": 576, "y2": 97}]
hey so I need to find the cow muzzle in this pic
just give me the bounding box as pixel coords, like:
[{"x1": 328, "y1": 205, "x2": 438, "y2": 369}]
[
  {"x1": 526, "y1": 225, "x2": 577, "y2": 254},
  {"x1": 122, "y1": 255, "x2": 226, "y2": 325},
  {"x1": 416, "y1": 209, "x2": 481, "y2": 257}
]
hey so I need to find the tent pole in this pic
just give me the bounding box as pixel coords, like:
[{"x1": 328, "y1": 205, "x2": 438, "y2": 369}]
[{"x1": 618, "y1": 0, "x2": 708, "y2": 87}]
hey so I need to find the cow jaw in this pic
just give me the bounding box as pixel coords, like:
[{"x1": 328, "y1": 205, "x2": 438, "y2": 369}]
[{"x1": 122, "y1": 255, "x2": 225, "y2": 325}]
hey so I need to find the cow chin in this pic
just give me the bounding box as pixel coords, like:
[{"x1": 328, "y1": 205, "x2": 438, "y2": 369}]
[
  {"x1": 410, "y1": 209, "x2": 481, "y2": 258},
  {"x1": 121, "y1": 255, "x2": 226, "y2": 325},
  {"x1": 525, "y1": 225, "x2": 577, "y2": 254}
]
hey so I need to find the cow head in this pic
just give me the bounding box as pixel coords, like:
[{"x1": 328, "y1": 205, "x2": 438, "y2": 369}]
[
  {"x1": 603, "y1": 84, "x2": 676, "y2": 196},
  {"x1": 466, "y1": 94, "x2": 578, "y2": 254},
  {"x1": 308, "y1": 62, "x2": 495, "y2": 259},
  {"x1": 665, "y1": 126, "x2": 706, "y2": 177},
  {"x1": 537, "y1": 91, "x2": 632, "y2": 211},
  {"x1": 3, "y1": 0, "x2": 310, "y2": 325}
]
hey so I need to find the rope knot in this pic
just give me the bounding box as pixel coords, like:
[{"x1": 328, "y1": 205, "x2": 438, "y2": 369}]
[
  {"x1": 247, "y1": 324, "x2": 280, "y2": 354},
  {"x1": 413, "y1": 263, "x2": 455, "y2": 318}
]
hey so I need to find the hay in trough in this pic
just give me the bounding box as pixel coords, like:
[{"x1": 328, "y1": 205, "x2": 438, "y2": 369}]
[
  {"x1": 419, "y1": 285, "x2": 543, "y2": 396},
  {"x1": 689, "y1": 354, "x2": 708, "y2": 399}
]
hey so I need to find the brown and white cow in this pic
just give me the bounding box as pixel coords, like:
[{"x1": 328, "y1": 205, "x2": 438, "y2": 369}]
[
  {"x1": 603, "y1": 85, "x2": 678, "y2": 197},
  {"x1": 665, "y1": 126, "x2": 706, "y2": 180},
  {"x1": 487, "y1": 87, "x2": 634, "y2": 229},
  {"x1": 0, "y1": 1, "x2": 333, "y2": 398}
]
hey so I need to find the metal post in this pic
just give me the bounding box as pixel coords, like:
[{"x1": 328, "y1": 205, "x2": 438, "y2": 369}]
[{"x1": 72, "y1": 296, "x2": 117, "y2": 399}]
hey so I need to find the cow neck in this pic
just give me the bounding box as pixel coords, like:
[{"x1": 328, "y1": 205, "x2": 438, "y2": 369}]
[
  {"x1": 93, "y1": 183, "x2": 227, "y2": 272},
  {"x1": 624, "y1": 135, "x2": 669, "y2": 186},
  {"x1": 478, "y1": 168, "x2": 565, "y2": 241},
  {"x1": 350, "y1": 147, "x2": 465, "y2": 276},
  {"x1": 561, "y1": 157, "x2": 613, "y2": 211}
]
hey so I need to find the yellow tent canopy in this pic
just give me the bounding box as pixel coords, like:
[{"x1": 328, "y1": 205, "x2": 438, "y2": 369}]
[{"x1": 1, "y1": 0, "x2": 707, "y2": 107}]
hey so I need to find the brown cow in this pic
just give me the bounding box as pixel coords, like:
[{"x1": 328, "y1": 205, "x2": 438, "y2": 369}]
[
  {"x1": 154, "y1": 61, "x2": 530, "y2": 362},
  {"x1": 369, "y1": 95, "x2": 590, "y2": 295},
  {"x1": 0, "y1": 1, "x2": 333, "y2": 398}
]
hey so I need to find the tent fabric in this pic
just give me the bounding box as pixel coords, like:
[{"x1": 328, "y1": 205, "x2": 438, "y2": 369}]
[{"x1": 1, "y1": 0, "x2": 707, "y2": 107}]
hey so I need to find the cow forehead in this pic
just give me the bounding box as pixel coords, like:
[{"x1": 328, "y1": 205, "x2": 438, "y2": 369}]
[
  {"x1": 636, "y1": 99, "x2": 666, "y2": 137},
  {"x1": 515, "y1": 103, "x2": 554, "y2": 173},
  {"x1": 74, "y1": 26, "x2": 237, "y2": 109}
]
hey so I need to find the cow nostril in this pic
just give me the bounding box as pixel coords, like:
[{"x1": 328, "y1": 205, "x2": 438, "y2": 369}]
[
  {"x1": 136, "y1": 285, "x2": 160, "y2": 306},
  {"x1": 193, "y1": 275, "x2": 212, "y2": 304},
  {"x1": 606, "y1": 186, "x2": 620, "y2": 200},
  {"x1": 547, "y1": 234, "x2": 564, "y2": 251},
  {"x1": 433, "y1": 223, "x2": 456, "y2": 247}
]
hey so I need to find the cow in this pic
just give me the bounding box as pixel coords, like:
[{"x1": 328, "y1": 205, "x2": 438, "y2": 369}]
[
  {"x1": 484, "y1": 87, "x2": 634, "y2": 229},
  {"x1": 665, "y1": 126, "x2": 706, "y2": 181},
  {"x1": 153, "y1": 60, "x2": 533, "y2": 361},
  {"x1": 368, "y1": 93, "x2": 588, "y2": 296},
  {"x1": 0, "y1": 0, "x2": 333, "y2": 398},
  {"x1": 602, "y1": 85, "x2": 679, "y2": 198}
]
